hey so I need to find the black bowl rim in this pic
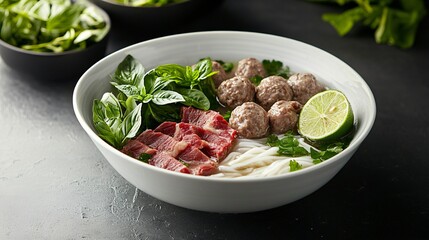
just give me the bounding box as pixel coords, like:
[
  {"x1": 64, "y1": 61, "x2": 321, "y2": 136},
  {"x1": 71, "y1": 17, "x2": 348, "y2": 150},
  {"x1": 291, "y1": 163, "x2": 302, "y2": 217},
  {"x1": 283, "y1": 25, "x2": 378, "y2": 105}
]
[{"x1": 95, "y1": 0, "x2": 191, "y2": 9}]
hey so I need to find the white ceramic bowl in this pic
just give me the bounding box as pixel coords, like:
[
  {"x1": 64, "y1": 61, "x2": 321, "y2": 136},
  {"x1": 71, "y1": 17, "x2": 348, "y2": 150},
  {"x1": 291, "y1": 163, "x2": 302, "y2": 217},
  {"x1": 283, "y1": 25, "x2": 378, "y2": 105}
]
[{"x1": 73, "y1": 31, "x2": 376, "y2": 213}]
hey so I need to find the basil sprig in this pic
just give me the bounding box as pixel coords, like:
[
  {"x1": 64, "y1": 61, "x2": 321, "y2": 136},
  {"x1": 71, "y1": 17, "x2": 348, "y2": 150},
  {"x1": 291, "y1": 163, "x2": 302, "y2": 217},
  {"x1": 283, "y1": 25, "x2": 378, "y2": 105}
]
[{"x1": 93, "y1": 54, "x2": 220, "y2": 148}]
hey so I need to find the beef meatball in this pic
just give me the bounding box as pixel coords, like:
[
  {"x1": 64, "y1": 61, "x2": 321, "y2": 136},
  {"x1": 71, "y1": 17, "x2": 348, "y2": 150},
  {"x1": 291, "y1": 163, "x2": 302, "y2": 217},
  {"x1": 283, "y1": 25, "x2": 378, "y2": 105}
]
[
  {"x1": 211, "y1": 61, "x2": 228, "y2": 88},
  {"x1": 235, "y1": 57, "x2": 267, "y2": 79},
  {"x1": 217, "y1": 76, "x2": 255, "y2": 109},
  {"x1": 268, "y1": 100, "x2": 302, "y2": 134},
  {"x1": 255, "y1": 76, "x2": 293, "y2": 110},
  {"x1": 287, "y1": 73, "x2": 325, "y2": 104},
  {"x1": 229, "y1": 102, "x2": 269, "y2": 139}
]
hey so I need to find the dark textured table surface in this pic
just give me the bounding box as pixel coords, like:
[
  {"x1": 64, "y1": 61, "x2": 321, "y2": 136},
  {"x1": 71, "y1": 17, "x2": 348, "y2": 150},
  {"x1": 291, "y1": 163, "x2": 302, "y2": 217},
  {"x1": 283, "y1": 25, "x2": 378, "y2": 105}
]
[{"x1": 1, "y1": 0, "x2": 428, "y2": 239}]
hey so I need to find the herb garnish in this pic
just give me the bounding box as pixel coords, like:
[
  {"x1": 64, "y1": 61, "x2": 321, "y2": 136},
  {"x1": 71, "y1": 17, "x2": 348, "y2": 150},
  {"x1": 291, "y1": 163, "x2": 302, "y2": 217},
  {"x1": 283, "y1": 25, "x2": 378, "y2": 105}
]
[
  {"x1": 0, "y1": 0, "x2": 109, "y2": 52},
  {"x1": 249, "y1": 59, "x2": 291, "y2": 85},
  {"x1": 93, "y1": 54, "x2": 220, "y2": 148},
  {"x1": 308, "y1": 0, "x2": 427, "y2": 49},
  {"x1": 266, "y1": 131, "x2": 349, "y2": 166},
  {"x1": 215, "y1": 59, "x2": 234, "y2": 73},
  {"x1": 267, "y1": 132, "x2": 309, "y2": 157},
  {"x1": 262, "y1": 59, "x2": 291, "y2": 78},
  {"x1": 289, "y1": 160, "x2": 303, "y2": 172},
  {"x1": 138, "y1": 153, "x2": 152, "y2": 163}
]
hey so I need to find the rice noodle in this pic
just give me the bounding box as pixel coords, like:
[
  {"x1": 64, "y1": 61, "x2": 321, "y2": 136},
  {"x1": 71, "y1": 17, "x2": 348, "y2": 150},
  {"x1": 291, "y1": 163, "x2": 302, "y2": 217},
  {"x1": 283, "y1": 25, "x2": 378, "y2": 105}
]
[{"x1": 210, "y1": 136, "x2": 315, "y2": 178}]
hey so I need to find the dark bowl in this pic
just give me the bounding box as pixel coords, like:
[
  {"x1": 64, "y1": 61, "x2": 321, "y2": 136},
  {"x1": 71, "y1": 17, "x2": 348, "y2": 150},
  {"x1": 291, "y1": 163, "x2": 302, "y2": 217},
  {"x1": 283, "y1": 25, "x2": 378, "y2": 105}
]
[{"x1": 0, "y1": 2, "x2": 111, "y2": 82}]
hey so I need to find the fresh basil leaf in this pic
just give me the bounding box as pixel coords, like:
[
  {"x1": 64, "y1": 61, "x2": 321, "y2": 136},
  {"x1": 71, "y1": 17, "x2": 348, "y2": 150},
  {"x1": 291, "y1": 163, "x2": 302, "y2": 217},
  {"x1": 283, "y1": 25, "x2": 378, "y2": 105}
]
[
  {"x1": 151, "y1": 77, "x2": 175, "y2": 94},
  {"x1": 93, "y1": 98, "x2": 122, "y2": 148},
  {"x1": 124, "y1": 95, "x2": 138, "y2": 115},
  {"x1": 155, "y1": 64, "x2": 187, "y2": 83},
  {"x1": 147, "y1": 103, "x2": 181, "y2": 123},
  {"x1": 93, "y1": 120, "x2": 119, "y2": 147},
  {"x1": 177, "y1": 88, "x2": 210, "y2": 110},
  {"x1": 113, "y1": 84, "x2": 141, "y2": 98},
  {"x1": 222, "y1": 110, "x2": 231, "y2": 122},
  {"x1": 151, "y1": 90, "x2": 185, "y2": 105},
  {"x1": 112, "y1": 54, "x2": 145, "y2": 87},
  {"x1": 197, "y1": 77, "x2": 219, "y2": 110},
  {"x1": 193, "y1": 58, "x2": 218, "y2": 81},
  {"x1": 93, "y1": 94, "x2": 143, "y2": 149},
  {"x1": 100, "y1": 92, "x2": 122, "y2": 120},
  {"x1": 120, "y1": 103, "x2": 142, "y2": 142},
  {"x1": 46, "y1": 3, "x2": 84, "y2": 31}
]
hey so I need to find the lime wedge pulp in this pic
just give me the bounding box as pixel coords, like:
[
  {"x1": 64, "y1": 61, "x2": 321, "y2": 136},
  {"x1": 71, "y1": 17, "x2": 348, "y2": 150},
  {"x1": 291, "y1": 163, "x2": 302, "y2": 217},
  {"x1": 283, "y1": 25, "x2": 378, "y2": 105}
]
[{"x1": 298, "y1": 90, "x2": 354, "y2": 142}]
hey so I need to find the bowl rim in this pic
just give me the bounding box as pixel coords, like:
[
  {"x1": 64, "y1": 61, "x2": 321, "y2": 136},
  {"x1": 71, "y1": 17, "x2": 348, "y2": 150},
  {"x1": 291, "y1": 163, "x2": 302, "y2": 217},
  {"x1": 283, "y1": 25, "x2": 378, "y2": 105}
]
[
  {"x1": 0, "y1": 0, "x2": 111, "y2": 57},
  {"x1": 94, "y1": 0, "x2": 190, "y2": 8},
  {"x1": 73, "y1": 30, "x2": 377, "y2": 183}
]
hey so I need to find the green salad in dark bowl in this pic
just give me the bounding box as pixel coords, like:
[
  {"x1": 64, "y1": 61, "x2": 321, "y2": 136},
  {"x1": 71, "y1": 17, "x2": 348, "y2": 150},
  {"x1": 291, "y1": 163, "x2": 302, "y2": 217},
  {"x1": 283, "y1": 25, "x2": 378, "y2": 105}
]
[{"x1": 0, "y1": 0, "x2": 111, "y2": 81}]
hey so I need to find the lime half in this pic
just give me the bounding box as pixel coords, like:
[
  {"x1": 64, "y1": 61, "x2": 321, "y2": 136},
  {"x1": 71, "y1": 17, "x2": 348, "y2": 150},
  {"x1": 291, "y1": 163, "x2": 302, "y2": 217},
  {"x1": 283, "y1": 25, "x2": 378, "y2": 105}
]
[{"x1": 298, "y1": 90, "x2": 354, "y2": 142}]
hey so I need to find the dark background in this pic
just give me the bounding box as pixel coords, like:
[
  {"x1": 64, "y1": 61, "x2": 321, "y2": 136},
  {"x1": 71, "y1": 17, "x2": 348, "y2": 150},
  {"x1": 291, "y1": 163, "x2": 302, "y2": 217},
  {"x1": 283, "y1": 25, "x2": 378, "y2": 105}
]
[{"x1": 1, "y1": 0, "x2": 428, "y2": 239}]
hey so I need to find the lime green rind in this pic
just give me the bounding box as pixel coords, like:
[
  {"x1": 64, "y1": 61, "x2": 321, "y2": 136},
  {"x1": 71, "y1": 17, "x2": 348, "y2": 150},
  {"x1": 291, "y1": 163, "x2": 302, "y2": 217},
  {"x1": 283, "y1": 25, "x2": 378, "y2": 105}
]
[{"x1": 298, "y1": 90, "x2": 354, "y2": 142}]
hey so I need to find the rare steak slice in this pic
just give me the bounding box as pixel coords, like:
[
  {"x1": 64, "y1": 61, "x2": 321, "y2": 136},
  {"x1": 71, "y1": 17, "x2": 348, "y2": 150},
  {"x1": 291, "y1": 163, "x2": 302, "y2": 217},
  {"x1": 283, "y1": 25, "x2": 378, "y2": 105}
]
[
  {"x1": 121, "y1": 139, "x2": 190, "y2": 174},
  {"x1": 121, "y1": 139, "x2": 157, "y2": 159},
  {"x1": 150, "y1": 152, "x2": 191, "y2": 174},
  {"x1": 136, "y1": 129, "x2": 217, "y2": 176},
  {"x1": 155, "y1": 122, "x2": 208, "y2": 150},
  {"x1": 136, "y1": 129, "x2": 188, "y2": 157},
  {"x1": 181, "y1": 106, "x2": 237, "y2": 140},
  {"x1": 156, "y1": 121, "x2": 233, "y2": 161}
]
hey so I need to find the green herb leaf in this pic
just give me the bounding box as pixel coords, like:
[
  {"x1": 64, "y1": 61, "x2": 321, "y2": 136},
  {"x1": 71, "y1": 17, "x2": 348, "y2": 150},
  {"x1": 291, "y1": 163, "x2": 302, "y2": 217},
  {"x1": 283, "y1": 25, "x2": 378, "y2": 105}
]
[
  {"x1": 222, "y1": 110, "x2": 231, "y2": 122},
  {"x1": 289, "y1": 160, "x2": 303, "y2": 172},
  {"x1": 311, "y1": 0, "x2": 427, "y2": 48},
  {"x1": 92, "y1": 93, "x2": 142, "y2": 149},
  {"x1": 310, "y1": 142, "x2": 345, "y2": 164},
  {"x1": 46, "y1": 3, "x2": 84, "y2": 31},
  {"x1": 266, "y1": 132, "x2": 309, "y2": 157},
  {"x1": 177, "y1": 88, "x2": 210, "y2": 110},
  {"x1": 262, "y1": 59, "x2": 292, "y2": 78},
  {"x1": 0, "y1": 0, "x2": 108, "y2": 52},
  {"x1": 215, "y1": 59, "x2": 234, "y2": 73},
  {"x1": 322, "y1": 7, "x2": 366, "y2": 36},
  {"x1": 151, "y1": 90, "x2": 185, "y2": 105},
  {"x1": 112, "y1": 54, "x2": 145, "y2": 87},
  {"x1": 249, "y1": 75, "x2": 263, "y2": 85},
  {"x1": 138, "y1": 153, "x2": 152, "y2": 163}
]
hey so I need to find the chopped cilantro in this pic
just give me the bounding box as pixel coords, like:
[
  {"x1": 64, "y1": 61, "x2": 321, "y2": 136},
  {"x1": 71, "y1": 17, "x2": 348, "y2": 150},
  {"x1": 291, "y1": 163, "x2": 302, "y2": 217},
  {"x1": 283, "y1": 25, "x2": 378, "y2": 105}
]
[
  {"x1": 289, "y1": 160, "x2": 303, "y2": 172},
  {"x1": 310, "y1": 142, "x2": 347, "y2": 164},
  {"x1": 249, "y1": 75, "x2": 263, "y2": 85},
  {"x1": 266, "y1": 132, "x2": 309, "y2": 157},
  {"x1": 262, "y1": 59, "x2": 292, "y2": 78},
  {"x1": 222, "y1": 110, "x2": 232, "y2": 122},
  {"x1": 138, "y1": 153, "x2": 152, "y2": 163}
]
